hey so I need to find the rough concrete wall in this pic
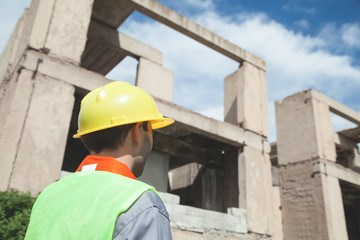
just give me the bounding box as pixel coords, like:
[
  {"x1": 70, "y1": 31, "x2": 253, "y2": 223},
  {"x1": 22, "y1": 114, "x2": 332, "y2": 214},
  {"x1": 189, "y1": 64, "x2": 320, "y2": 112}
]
[
  {"x1": 8, "y1": 74, "x2": 75, "y2": 195},
  {"x1": 280, "y1": 160, "x2": 329, "y2": 239},
  {"x1": 171, "y1": 228, "x2": 271, "y2": 240}
]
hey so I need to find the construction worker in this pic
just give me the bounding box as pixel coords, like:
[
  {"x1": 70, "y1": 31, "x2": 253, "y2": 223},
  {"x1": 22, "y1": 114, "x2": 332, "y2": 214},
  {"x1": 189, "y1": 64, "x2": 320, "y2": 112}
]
[{"x1": 25, "y1": 81, "x2": 174, "y2": 239}]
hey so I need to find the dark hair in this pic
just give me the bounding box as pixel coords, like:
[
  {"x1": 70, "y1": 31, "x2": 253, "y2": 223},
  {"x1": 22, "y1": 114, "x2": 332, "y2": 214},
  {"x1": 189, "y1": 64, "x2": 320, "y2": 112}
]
[{"x1": 81, "y1": 121, "x2": 149, "y2": 154}]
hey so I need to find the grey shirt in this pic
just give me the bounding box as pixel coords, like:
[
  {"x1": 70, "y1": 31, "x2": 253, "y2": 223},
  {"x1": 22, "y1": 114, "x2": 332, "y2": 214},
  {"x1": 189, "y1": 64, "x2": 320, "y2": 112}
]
[{"x1": 112, "y1": 190, "x2": 172, "y2": 240}]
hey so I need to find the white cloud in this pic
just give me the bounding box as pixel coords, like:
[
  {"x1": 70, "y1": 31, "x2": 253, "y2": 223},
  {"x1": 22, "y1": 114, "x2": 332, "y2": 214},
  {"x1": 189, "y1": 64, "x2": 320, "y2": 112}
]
[
  {"x1": 283, "y1": 4, "x2": 316, "y2": 15},
  {"x1": 295, "y1": 19, "x2": 309, "y2": 29},
  {"x1": 184, "y1": 0, "x2": 214, "y2": 10},
  {"x1": 341, "y1": 23, "x2": 360, "y2": 49}
]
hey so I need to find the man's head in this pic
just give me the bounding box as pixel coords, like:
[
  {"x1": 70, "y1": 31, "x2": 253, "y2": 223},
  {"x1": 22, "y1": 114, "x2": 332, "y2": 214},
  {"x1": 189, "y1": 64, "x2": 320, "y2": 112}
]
[
  {"x1": 74, "y1": 81, "x2": 174, "y2": 176},
  {"x1": 80, "y1": 122, "x2": 148, "y2": 154}
]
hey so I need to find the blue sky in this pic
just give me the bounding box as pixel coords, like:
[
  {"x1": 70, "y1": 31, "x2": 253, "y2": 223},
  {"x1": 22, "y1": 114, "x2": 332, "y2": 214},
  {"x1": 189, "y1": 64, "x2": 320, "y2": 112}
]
[{"x1": 1, "y1": 0, "x2": 359, "y2": 142}]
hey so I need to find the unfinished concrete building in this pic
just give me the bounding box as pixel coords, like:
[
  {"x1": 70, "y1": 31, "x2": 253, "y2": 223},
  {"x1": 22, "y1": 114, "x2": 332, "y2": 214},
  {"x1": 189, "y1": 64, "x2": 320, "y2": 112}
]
[
  {"x1": 0, "y1": 0, "x2": 359, "y2": 240},
  {"x1": 0, "y1": 0, "x2": 274, "y2": 239},
  {"x1": 273, "y1": 90, "x2": 360, "y2": 240}
]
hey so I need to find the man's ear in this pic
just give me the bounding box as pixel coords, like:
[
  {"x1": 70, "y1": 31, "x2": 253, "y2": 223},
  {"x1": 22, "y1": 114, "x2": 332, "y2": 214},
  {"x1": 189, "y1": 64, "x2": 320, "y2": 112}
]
[{"x1": 131, "y1": 122, "x2": 142, "y2": 144}]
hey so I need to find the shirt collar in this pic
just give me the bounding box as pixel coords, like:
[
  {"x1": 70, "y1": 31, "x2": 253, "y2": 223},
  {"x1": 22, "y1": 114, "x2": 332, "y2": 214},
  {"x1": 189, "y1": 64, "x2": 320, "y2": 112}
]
[{"x1": 75, "y1": 155, "x2": 136, "y2": 180}]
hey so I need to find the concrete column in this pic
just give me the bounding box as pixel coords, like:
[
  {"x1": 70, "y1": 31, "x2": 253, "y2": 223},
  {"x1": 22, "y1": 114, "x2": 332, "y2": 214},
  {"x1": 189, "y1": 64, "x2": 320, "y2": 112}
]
[
  {"x1": 44, "y1": 0, "x2": 93, "y2": 64},
  {"x1": 8, "y1": 74, "x2": 75, "y2": 195},
  {"x1": 275, "y1": 90, "x2": 336, "y2": 165},
  {"x1": 28, "y1": 0, "x2": 56, "y2": 49},
  {"x1": 321, "y1": 174, "x2": 348, "y2": 240},
  {"x1": 224, "y1": 62, "x2": 268, "y2": 137},
  {"x1": 202, "y1": 160, "x2": 224, "y2": 212},
  {"x1": 279, "y1": 160, "x2": 329, "y2": 239},
  {"x1": 0, "y1": 70, "x2": 34, "y2": 191},
  {"x1": 272, "y1": 186, "x2": 283, "y2": 240},
  {"x1": 0, "y1": 8, "x2": 28, "y2": 86},
  {"x1": 239, "y1": 146, "x2": 273, "y2": 235},
  {"x1": 139, "y1": 150, "x2": 170, "y2": 192},
  {"x1": 276, "y1": 90, "x2": 346, "y2": 239},
  {"x1": 136, "y1": 57, "x2": 174, "y2": 102}
]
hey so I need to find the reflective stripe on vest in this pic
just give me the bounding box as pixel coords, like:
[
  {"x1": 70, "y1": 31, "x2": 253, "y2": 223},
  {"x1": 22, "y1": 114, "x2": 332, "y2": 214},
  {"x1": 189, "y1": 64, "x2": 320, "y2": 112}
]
[{"x1": 25, "y1": 171, "x2": 156, "y2": 240}]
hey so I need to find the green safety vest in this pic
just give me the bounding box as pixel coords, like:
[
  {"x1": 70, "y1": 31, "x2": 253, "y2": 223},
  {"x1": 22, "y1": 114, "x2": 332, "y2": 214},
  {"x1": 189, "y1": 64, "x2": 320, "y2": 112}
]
[{"x1": 25, "y1": 171, "x2": 156, "y2": 240}]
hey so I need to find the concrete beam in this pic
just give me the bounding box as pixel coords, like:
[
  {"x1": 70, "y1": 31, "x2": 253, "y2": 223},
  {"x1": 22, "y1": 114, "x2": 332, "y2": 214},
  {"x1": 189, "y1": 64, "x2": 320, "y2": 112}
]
[
  {"x1": 153, "y1": 132, "x2": 209, "y2": 163},
  {"x1": 309, "y1": 89, "x2": 360, "y2": 126},
  {"x1": 337, "y1": 126, "x2": 360, "y2": 143},
  {"x1": 313, "y1": 160, "x2": 360, "y2": 186},
  {"x1": 333, "y1": 132, "x2": 358, "y2": 150},
  {"x1": 91, "y1": 0, "x2": 135, "y2": 29},
  {"x1": 22, "y1": 51, "x2": 269, "y2": 152},
  {"x1": 23, "y1": 50, "x2": 111, "y2": 91},
  {"x1": 82, "y1": 20, "x2": 164, "y2": 75},
  {"x1": 155, "y1": 96, "x2": 270, "y2": 151},
  {"x1": 87, "y1": 20, "x2": 163, "y2": 65},
  {"x1": 126, "y1": 0, "x2": 266, "y2": 70}
]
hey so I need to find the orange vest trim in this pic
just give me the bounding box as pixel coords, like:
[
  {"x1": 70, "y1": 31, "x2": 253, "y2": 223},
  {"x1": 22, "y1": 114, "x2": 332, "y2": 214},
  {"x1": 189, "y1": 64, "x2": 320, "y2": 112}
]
[{"x1": 75, "y1": 155, "x2": 136, "y2": 180}]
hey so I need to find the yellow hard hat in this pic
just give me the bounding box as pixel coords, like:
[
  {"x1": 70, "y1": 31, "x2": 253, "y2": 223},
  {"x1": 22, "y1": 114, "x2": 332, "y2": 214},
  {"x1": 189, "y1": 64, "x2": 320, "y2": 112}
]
[{"x1": 73, "y1": 81, "x2": 174, "y2": 138}]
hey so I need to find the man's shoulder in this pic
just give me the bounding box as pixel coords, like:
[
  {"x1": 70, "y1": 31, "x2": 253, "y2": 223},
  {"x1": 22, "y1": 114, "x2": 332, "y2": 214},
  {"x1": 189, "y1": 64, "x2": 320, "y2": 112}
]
[{"x1": 112, "y1": 190, "x2": 171, "y2": 239}]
